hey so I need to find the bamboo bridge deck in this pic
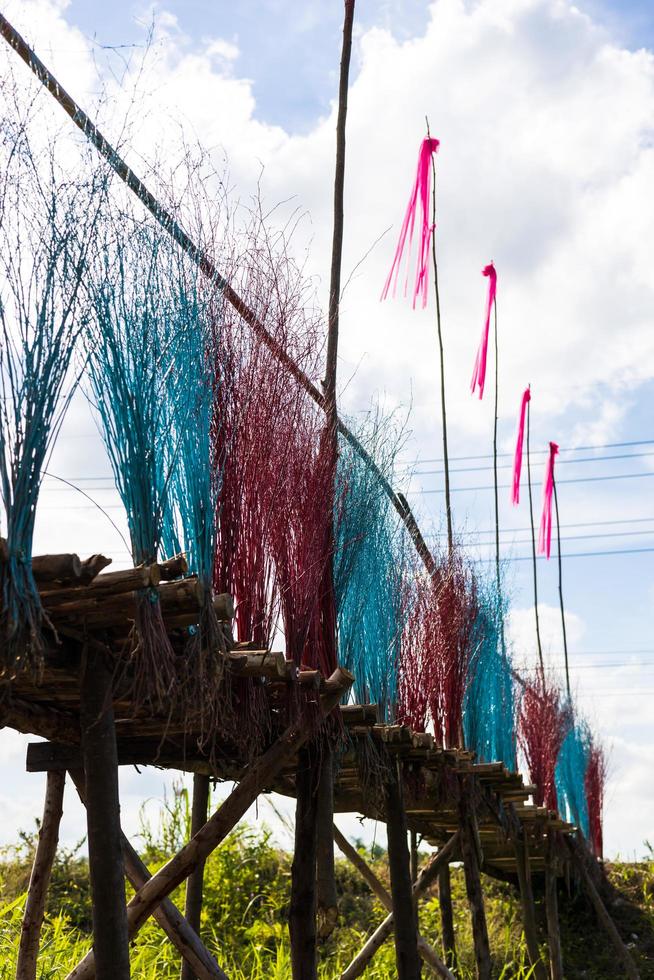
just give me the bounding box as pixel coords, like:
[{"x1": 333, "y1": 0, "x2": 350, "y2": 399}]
[{"x1": 0, "y1": 549, "x2": 574, "y2": 887}]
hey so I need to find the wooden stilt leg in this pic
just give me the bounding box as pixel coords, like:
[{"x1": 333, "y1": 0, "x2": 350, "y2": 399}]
[
  {"x1": 545, "y1": 831, "x2": 564, "y2": 980},
  {"x1": 458, "y1": 778, "x2": 491, "y2": 980},
  {"x1": 566, "y1": 835, "x2": 640, "y2": 980},
  {"x1": 80, "y1": 644, "x2": 130, "y2": 980},
  {"x1": 340, "y1": 833, "x2": 459, "y2": 980},
  {"x1": 16, "y1": 771, "x2": 66, "y2": 980},
  {"x1": 181, "y1": 774, "x2": 211, "y2": 980},
  {"x1": 438, "y1": 864, "x2": 457, "y2": 970},
  {"x1": 290, "y1": 742, "x2": 319, "y2": 980},
  {"x1": 513, "y1": 830, "x2": 547, "y2": 980},
  {"x1": 384, "y1": 764, "x2": 422, "y2": 980},
  {"x1": 334, "y1": 825, "x2": 454, "y2": 978},
  {"x1": 68, "y1": 769, "x2": 227, "y2": 980},
  {"x1": 316, "y1": 742, "x2": 338, "y2": 940}
]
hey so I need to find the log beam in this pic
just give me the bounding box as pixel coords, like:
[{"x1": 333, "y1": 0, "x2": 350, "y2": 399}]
[{"x1": 16, "y1": 771, "x2": 66, "y2": 980}]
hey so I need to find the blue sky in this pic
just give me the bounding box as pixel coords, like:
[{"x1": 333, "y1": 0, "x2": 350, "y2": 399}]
[
  {"x1": 67, "y1": 0, "x2": 654, "y2": 131},
  {"x1": 2, "y1": 0, "x2": 654, "y2": 858}
]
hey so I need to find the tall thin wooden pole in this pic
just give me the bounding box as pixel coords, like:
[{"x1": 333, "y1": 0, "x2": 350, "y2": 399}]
[
  {"x1": 552, "y1": 477, "x2": 571, "y2": 699},
  {"x1": 526, "y1": 398, "x2": 544, "y2": 677},
  {"x1": 180, "y1": 774, "x2": 211, "y2": 980},
  {"x1": 315, "y1": 0, "x2": 355, "y2": 949},
  {"x1": 80, "y1": 644, "x2": 131, "y2": 980},
  {"x1": 384, "y1": 766, "x2": 422, "y2": 979},
  {"x1": 16, "y1": 771, "x2": 66, "y2": 980},
  {"x1": 427, "y1": 119, "x2": 453, "y2": 554}
]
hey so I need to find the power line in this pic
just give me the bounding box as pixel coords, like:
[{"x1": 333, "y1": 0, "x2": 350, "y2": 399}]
[
  {"x1": 398, "y1": 438, "x2": 654, "y2": 467},
  {"x1": 477, "y1": 546, "x2": 654, "y2": 561},
  {"x1": 412, "y1": 450, "x2": 654, "y2": 477},
  {"x1": 411, "y1": 471, "x2": 654, "y2": 493}
]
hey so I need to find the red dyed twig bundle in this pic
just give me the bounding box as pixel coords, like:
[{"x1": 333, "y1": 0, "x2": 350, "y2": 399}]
[
  {"x1": 519, "y1": 674, "x2": 571, "y2": 809},
  {"x1": 585, "y1": 741, "x2": 607, "y2": 858}
]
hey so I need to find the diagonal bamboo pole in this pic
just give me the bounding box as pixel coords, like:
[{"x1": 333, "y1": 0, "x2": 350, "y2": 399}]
[
  {"x1": 16, "y1": 771, "x2": 66, "y2": 980},
  {"x1": 0, "y1": 11, "x2": 437, "y2": 581},
  {"x1": 339, "y1": 833, "x2": 459, "y2": 980},
  {"x1": 334, "y1": 825, "x2": 453, "y2": 977},
  {"x1": 68, "y1": 769, "x2": 227, "y2": 980},
  {"x1": 65, "y1": 672, "x2": 353, "y2": 980}
]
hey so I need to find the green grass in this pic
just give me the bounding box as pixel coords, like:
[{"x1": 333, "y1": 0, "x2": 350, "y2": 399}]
[{"x1": 1, "y1": 791, "x2": 652, "y2": 978}]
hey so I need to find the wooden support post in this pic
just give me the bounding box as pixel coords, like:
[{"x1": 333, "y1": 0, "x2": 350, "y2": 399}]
[
  {"x1": 290, "y1": 742, "x2": 320, "y2": 980},
  {"x1": 16, "y1": 771, "x2": 66, "y2": 980},
  {"x1": 68, "y1": 770, "x2": 227, "y2": 980},
  {"x1": 316, "y1": 742, "x2": 338, "y2": 940},
  {"x1": 384, "y1": 766, "x2": 422, "y2": 980},
  {"x1": 334, "y1": 825, "x2": 454, "y2": 978},
  {"x1": 340, "y1": 833, "x2": 459, "y2": 980},
  {"x1": 79, "y1": 644, "x2": 130, "y2": 980},
  {"x1": 438, "y1": 865, "x2": 457, "y2": 970},
  {"x1": 458, "y1": 778, "x2": 491, "y2": 980},
  {"x1": 545, "y1": 831, "x2": 564, "y2": 980},
  {"x1": 181, "y1": 774, "x2": 211, "y2": 980},
  {"x1": 513, "y1": 830, "x2": 547, "y2": 980},
  {"x1": 566, "y1": 835, "x2": 640, "y2": 980}
]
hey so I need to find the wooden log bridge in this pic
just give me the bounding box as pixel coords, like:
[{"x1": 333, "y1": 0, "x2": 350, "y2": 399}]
[{"x1": 0, "y1": 550, "x2": 627, "y2": 979}]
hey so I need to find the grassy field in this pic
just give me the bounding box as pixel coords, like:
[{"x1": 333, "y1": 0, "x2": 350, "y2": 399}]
[{"x1": 1, "y1": 790, "x2": 652, "y2": 978}]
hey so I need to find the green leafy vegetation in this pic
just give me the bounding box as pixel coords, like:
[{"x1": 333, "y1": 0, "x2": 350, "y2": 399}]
[{"x1": 1, "y1": 786, "x2": 652, "y2": 978}]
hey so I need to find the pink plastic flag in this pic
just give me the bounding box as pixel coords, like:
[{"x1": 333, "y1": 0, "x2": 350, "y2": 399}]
[
  {"x1": 470, "y1": 262, "x2": 497, "y2": 399},
  {"x1": 511, "y1": 386, "x2": 531, "y2": 505},
  {"x1": 381, "y1": 136, "x2": 440, "y2": 309},
  {"x1": 538, "y1": 442, "x2": 559, "y2": 558}
]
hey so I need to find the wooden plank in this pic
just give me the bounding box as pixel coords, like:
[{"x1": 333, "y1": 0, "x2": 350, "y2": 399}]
[
  {"x1": 458, "y1": 778, "x2": 491, "y2": 980},
  {"x1": 545, "y1": 831, "x2": 564, "y2": 980}
]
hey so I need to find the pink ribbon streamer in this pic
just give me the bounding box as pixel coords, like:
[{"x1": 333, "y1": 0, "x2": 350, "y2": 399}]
[
  {"x1": 511, "y1": 385, "x2": 531, "y2": 505},
  {"x1": 470, "y1": 262, "x2": 497, "y2": 399},
  {"x1": 381, "y1": 136, "x2": 440, "y2": 310},
  {"x1": 538, "y1": 441, "x2": 559, "y2": 558}
]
